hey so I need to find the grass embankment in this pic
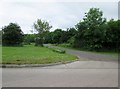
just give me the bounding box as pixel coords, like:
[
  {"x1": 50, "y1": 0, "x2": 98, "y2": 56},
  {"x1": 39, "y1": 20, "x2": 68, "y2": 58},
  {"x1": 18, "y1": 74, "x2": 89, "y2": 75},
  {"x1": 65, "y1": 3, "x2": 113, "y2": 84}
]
[
  {"x1": 57, "y1": 43, "x2": 119, "y2": 56},
  {"x1": 2, "y1": 45, "x2": 77, "y2": 64}
]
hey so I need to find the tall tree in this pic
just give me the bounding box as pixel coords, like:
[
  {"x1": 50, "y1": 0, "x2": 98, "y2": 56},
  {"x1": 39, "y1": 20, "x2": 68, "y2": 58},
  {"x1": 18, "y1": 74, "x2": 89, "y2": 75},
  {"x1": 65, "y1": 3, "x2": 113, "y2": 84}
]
[
  {"x1": 75, "y1": 8, "x2": 107, "y2": 51},
  {"x1": 2, "y1": 23, "x2": 24, "y2": 46},
  {"x1": 33, "y1": 19, "x2": 52, "y2": 46}
]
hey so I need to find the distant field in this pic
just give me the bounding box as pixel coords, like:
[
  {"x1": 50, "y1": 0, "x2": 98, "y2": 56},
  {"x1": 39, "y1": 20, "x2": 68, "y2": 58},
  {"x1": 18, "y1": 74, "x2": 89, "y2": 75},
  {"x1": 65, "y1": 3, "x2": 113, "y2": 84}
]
[{"x1": 2, "y1": 45, "x2": 77, "y2": 64}]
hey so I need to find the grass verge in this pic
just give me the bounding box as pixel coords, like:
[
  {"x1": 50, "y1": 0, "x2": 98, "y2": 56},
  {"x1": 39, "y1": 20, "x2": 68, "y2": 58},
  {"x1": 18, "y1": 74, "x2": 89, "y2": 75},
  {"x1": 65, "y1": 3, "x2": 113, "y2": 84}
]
[{"x1": 2, "y1": 45, "x2": 77, "y2": 64}]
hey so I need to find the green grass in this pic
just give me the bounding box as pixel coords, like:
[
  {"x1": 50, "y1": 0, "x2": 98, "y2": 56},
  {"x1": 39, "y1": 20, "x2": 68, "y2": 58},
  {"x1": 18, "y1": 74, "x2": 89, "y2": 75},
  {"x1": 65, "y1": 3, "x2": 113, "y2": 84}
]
[{"x1": 2, "y1": 45, "x2": 77, "y2": 64}]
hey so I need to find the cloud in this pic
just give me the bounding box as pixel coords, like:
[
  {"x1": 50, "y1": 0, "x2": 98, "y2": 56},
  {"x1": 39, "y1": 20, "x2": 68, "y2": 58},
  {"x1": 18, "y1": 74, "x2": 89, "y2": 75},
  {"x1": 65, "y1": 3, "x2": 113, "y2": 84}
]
[{"x1": 0, "y1": 1, "x2": 118, "y2": 33}]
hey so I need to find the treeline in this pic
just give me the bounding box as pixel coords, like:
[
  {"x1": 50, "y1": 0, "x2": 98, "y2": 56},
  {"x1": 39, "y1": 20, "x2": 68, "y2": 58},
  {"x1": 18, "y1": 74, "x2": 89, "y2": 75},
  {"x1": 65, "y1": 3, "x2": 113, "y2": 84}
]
[
  {"x1": 23, "y1": 28, "x2": 77, "y2": 44},
  {"x1": 2, "y1": 8, "x2": 120, "y2": 52},
  {"x1": 24, "y1": 20, "x2": 119, "y2": 52},
  {"x1": 24, "y1": 8, "x2": 120, "y2": 52}
]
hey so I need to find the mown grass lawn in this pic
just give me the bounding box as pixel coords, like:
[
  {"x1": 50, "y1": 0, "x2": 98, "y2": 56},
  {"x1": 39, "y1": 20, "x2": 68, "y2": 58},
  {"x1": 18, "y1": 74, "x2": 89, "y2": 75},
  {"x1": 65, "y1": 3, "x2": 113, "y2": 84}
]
[{"x1": 2, "y1": 45, "x2": 77, "y2": 64}]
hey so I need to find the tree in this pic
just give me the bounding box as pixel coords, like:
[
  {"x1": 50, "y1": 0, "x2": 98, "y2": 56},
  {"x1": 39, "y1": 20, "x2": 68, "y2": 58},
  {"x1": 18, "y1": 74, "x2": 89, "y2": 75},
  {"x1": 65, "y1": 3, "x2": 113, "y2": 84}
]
[
  {"x1": 52, "y1": 29, "x2": 63, "y2": 44},
  {"x1": 44, "y1": 32, "x2": 53, "y2": 44},
  {"x1": 67, "y1": 28, "x2": 77, "y2": 38},
  {"x1": 2, "y1": 23, "x2": 24, "y2": 46},
  {"x1": 66, "y1": 28, "x2": 77, "y2": 44},
  {"x1": 33, "y1": 19, "x2": 52, "y2": 46},
  {"x1": 75, "y1": 8, "x2": 107, "y2": 51},
  {"x1": 104, "y1": 19, "x2": 120, "y2": 51}
]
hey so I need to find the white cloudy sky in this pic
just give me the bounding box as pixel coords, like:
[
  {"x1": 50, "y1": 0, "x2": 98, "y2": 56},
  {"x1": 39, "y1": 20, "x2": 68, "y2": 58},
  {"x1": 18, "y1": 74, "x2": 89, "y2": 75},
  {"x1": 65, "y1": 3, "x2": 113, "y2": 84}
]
[{"x1": 0, "y1": 0, "x2": 118, "y2": 34}]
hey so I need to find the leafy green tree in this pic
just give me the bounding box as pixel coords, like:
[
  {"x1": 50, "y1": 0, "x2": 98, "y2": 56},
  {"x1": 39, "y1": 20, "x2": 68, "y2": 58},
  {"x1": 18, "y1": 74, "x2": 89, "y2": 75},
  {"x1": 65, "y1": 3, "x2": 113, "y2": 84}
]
[
  {"x1": 52, "y1": 29, "x2": 63, "y2": 44},
  {"x1": 74, "y1": 21, "x2": 87, "y2": 48},
  {"x1": 104, "y1": 19, "x2": 120, "y2": 51},
  {"x1": 75, "y1": 8, "x2": 106, "y2": 51},
  {"x1": 83, "y1": 8, "x2": 106, "y2": 50},
  {"x1": 44, "y1": 32, "x2": 53, "y2": 44},
  {"x1": 59, "y1": 30, "x2": 68, "y2": 43},
  {"x1": 2, "y1": 23, "x2": 24, "y2": 46},
  {"x1": 33, "y1": 19, "x2": 52, "y2": 46},
  {"x1": 66, "y1": 28, "x2": 77, "y2": 41}
]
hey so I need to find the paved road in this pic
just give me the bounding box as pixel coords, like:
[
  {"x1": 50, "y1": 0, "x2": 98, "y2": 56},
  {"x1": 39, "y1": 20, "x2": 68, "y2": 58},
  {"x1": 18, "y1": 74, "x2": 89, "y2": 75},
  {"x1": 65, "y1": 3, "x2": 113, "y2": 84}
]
[
  {"x1": 46, "y1": 45, "x2": 118, "y2": 61},
  {"x1": 2, "y1": 46, "x2": 119, "y2": 87}
]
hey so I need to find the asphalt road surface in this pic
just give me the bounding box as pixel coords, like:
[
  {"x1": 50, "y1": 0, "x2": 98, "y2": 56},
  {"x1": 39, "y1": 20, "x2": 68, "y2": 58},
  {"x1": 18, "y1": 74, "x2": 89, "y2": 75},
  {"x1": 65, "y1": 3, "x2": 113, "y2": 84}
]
[
  {"x1": 46, "y1": 44, "x2": 118, "y2": 61},
  {"x1": 2, "y1": 46, "x2": 119, "y2": 87}
]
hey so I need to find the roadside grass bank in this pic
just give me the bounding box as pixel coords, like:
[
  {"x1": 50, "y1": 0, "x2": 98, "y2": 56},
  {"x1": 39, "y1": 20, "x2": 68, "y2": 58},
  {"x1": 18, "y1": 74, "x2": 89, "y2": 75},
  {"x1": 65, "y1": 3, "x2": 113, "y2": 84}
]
[{"x1": 2, "y1": 45, "x2": 77, "y2": 64}]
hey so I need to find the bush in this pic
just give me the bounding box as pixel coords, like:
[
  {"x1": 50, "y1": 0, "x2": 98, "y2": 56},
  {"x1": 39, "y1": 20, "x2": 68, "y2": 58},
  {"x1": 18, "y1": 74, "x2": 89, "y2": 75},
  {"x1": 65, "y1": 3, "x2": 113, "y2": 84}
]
[
  {"x1": 34, "y1": 37, "x2": 43, "y2": 46},
  {"x1": 23, "y1": 34, "x2": 36, "y2": 45}
]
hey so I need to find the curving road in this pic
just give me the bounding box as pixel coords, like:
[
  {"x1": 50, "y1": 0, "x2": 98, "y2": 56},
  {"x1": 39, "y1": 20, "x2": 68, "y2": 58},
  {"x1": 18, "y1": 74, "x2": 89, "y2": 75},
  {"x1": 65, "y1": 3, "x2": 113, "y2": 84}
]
[
  {"x1": 2, "y1": 46, "x2": 119, "y2": 87},
  {"x1": 46, "y1": 44, "x2": 118, "y2": 61}
]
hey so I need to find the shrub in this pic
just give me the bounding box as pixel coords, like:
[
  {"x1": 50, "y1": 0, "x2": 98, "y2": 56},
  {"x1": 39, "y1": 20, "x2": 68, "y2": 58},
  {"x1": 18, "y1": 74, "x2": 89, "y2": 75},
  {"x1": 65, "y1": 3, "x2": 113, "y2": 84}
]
[{"x1": 34, "y1": 37, "x2": 43, "y2": 46}]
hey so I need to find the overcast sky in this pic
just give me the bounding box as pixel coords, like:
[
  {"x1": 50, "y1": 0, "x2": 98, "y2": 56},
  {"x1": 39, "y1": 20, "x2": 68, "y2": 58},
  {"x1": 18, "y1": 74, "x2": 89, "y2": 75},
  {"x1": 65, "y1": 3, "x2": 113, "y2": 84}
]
[{"x1": 0, "y1": 0, "x2": 118, "y2": 34}]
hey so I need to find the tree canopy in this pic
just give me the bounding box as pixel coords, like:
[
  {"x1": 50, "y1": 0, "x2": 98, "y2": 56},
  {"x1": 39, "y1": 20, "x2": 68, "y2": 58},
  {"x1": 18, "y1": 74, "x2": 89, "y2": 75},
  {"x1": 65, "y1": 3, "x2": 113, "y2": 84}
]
[
  {"x1": 33, "y1": 19, "x2": 52, "y2": 46},
  {"x1": 33, "y1": 19, "x2": 52, "y2": 34},
  {"x1": 73, "y1": 8, "x2": 119, "y2": 51},
  {"x1": 2, "y1": 23, "x2": 24, "y2": 46}
]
